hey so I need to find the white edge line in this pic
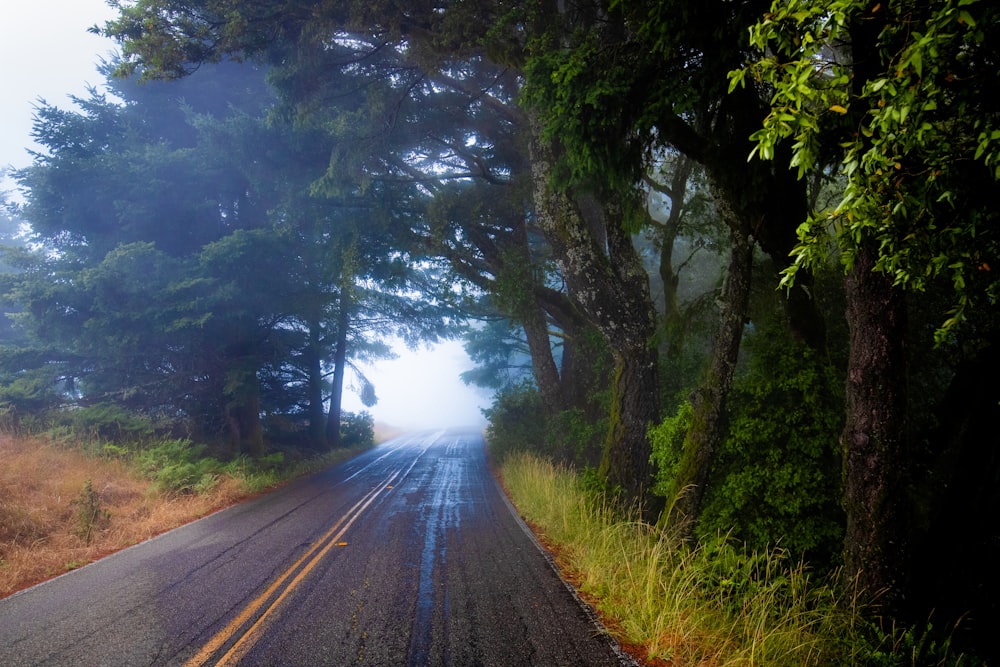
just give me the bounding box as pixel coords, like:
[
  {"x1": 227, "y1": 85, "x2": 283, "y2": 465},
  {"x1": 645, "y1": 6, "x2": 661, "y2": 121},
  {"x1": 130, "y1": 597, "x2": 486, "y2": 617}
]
[{"x1": 489, "y1": 465, "x2": 640, "y2": 667}]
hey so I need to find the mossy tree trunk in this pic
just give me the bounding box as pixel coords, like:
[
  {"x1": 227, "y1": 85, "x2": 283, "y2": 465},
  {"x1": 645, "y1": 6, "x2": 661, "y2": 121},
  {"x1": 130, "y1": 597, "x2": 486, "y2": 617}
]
[
  {"x1": 663, "y1": 213, "x2": 753, "y2": 535},
  {"x1": 528, "y1": 115, "x2": 660, "y2": 511}
]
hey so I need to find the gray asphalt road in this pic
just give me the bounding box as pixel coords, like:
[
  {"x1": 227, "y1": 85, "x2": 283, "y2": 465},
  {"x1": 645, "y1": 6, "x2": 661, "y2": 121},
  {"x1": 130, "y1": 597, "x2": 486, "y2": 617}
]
[{"x1": 0, "y1": 429, "x2": 635, "y2": 666}]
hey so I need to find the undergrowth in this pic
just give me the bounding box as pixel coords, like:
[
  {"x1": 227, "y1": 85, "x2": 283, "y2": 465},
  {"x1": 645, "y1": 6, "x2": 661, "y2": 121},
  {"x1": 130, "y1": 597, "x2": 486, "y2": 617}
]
[{"x1": 499, "y1": 450, "x2": 976, "y2": 666}]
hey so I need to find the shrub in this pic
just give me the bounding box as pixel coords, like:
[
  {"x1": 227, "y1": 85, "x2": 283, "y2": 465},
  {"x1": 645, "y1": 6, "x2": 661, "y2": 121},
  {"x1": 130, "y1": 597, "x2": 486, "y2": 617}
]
[
  {"x1": 649, "y1": 399, "x2": 695, "y2": 499},
  {"x1": 483, "y1": 381, "x2": 547, "y2": 461},
  {"x1": 549, "y1": 402, "x2": 609, "y2": 468},
  {"x1": 135, "y1": 439, "x2": 223, "y2": 494},
  {"x1": 649, "y1": 332, "x2": 844, "y2": 562},
  {"x1": 221, "y1": 452, "x2": 285, "y2": 493},
  {"x1": 71, "y1": 479, "x2": 110, "y2": 545},
  {"x1": 704, "y1": 337, "x2": 844, "y2": 562},
  {"x1": 340, "y1": 411, "x2": 374, "y2": 448},
  {"x1": 52, "y1": 403, "x2": 157, "y2": 443}
]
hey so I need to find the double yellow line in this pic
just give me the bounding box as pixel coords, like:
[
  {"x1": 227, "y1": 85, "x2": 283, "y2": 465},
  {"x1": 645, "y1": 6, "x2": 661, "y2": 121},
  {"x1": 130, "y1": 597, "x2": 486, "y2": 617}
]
[{"x1": 184, "y1": 470, "x2": 400, "y2": 666}]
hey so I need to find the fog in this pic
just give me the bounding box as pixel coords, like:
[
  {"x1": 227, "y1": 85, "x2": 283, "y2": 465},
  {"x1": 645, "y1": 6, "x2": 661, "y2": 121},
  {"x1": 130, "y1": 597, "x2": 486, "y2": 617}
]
[
  {"x1": 342, "y1": 339, "x2": 491, "y2": 431},
  {"x1": 1, "y1": 1, "x2": 491, "y2": 433},
  {"x1": 1, "y1": 0, "x2": 117, "y2": 193}
]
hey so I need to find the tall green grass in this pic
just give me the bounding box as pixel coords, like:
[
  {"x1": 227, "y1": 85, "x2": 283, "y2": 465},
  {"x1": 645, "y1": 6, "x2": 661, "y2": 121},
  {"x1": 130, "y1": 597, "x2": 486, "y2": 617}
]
[{"x1": 499, "y1": 451, "x2": 973, "y2": 666}]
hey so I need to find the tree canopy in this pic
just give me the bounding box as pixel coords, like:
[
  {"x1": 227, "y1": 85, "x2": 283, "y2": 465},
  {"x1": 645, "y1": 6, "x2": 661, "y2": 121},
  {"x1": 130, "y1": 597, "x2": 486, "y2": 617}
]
[{"x1": 3, "y1": 60, "x2": 449, "y2": 452}]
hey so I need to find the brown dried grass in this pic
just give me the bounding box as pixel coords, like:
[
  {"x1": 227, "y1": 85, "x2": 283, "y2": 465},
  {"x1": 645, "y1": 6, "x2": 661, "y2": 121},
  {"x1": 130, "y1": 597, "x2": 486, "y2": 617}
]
[{"x1": 0, "y1": 434, "x2": 248, "y2": 599}]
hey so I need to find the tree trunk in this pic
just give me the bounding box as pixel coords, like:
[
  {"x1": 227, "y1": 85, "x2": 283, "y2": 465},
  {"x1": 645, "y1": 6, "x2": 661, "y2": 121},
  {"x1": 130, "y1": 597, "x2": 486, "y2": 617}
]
[
  {"x1": 521, "y1": 302, "x2": 564, "y2": 415},
  {"x1": 325, "y1": 290, "x2": 351, "y2": 448},
  {"x1": 663, "y1": 219, "x2": 754, "y2": 535},
  {"x1": 527, "y1": 113, "x2": 660, "y2": 511},
  {"x1": 556, "y1": 323, "x2": 610, "y2": 467},
  {"x1": 597, "y1": 205, "x2": 661, "y2": 510},
  {"x1": 600, "y1": 341, "x2": 660, "y2": 503},
  {"x1": 841, "y1": 242, "x2": 908, "y2": 610},
  {"x1": 652, "y1": 158, "x2": 692, "y2": 373},
  {"x1": 306, "y1": 317, "x2": 327, "y2": 448},
  {"x1": 224, "y1": 356, "x2": 265, "y2": 457},
  {"x1": 511, "y1": 216, "x2": 565, "y2": 417}
]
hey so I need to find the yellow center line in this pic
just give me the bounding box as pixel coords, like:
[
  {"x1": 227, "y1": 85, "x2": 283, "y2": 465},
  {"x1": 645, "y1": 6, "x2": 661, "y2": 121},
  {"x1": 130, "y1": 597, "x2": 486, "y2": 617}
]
[{"x1": 184, "y1": 470, "x2": 400, "y2": 667}]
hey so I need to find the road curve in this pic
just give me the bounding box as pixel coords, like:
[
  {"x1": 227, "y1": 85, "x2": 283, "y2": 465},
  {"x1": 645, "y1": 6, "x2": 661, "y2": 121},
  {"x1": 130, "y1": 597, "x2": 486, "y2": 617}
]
[{"x1": 0, "y1": 429, "x2": 635, "y2": 666}]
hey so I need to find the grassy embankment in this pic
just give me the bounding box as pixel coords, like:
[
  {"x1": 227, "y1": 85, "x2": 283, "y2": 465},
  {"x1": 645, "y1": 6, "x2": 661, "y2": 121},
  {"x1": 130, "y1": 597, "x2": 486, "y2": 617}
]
[
  {"x1": 498, "y1": 451, "x2": 973, "y2": 667},
  {"x1": 0, "y1": 429, "x2": 388, "y2": 599}
]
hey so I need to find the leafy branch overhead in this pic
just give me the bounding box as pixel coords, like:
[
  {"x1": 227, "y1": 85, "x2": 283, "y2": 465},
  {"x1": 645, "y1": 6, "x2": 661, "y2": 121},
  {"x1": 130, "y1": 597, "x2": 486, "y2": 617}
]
[{"x1": 735, "y1": 0, "x2": 1000, "y2": 340}]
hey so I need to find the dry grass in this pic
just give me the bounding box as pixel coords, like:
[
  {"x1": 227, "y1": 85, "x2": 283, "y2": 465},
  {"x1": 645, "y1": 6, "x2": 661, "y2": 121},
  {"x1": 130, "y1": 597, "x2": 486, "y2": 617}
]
[
  {"x1": 1, "y1": 426, "x2": 395, "y2": 600},
  {"x1": 0, "y1": 434, "x2": 251, "y2": 599}
]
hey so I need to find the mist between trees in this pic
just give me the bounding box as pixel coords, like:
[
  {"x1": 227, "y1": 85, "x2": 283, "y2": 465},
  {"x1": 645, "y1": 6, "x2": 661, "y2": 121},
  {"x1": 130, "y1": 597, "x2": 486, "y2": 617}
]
[{"x1": 1, "y1": 0, "x2": 997, "y2": 662}]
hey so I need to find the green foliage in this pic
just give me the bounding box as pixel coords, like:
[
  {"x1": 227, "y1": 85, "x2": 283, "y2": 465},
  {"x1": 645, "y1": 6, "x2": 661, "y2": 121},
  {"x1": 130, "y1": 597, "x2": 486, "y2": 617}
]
[
  {"x1": 135, "y1": 439, "x2": 224, "y2": 494},
  {"x1": 339, "y1": 411, "x2": 374, "y2": 449},
  {"x1": 50, "y1": 403, "x2": 157, "y2": 443},
  {"x1": 650, "y1": 330, "x2": 844, "y2": 561},
  {"x1": 736, "y1": 0, "x2": 1000, "y2": 341},
  {"x1": 100, "y1": 443, "x2": 130, "y2": 460},
  {"x1": 523, "y1": 33, "x2": 645, "y2": 188},
  {"x1": 648, "y1": 399, "x2": 694, "y2": 497},
  {"x1": 220, "y1": 452, "x2": 285, "y2": 494},
  {"x1": 136, "y1": 439, "x2": 287, "y2": 495},
  {"x1": 521, "y1": 30, "x2": 652, "y2": 230},
  {"x1": 487, "y1": 248, "x2": 536, "y2": 321},
  {"x1": 484, "y1": 382, "x2": 548, "y2": 462},
  {"x1": 852, "y1": 617, "x2": 980, "y2": 667},
  {"x1": 549, "y1": 404, "x2": 609, "y2": 468},
  {"x1": 704, "y1": 336, "x2": 844, "y2": 560},
  {"x1": 71, "y1": 479, "x2": 111, "y2": 545},
  {"x1": 0, "y1": 364, "x2": 65, "y2": 418}
]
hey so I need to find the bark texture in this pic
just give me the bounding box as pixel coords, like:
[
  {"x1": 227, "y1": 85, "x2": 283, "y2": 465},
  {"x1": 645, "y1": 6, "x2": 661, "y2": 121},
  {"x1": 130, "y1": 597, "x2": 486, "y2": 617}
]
[
  {"x1": 528, "y1": 113, "x2": 660, "y2": 508},
  {"x1": 841, "y1": 243, "x2": 908, "y2": 608},
  {"x1": 665, "y1": 220, "x2": 754, "y2": 534}
]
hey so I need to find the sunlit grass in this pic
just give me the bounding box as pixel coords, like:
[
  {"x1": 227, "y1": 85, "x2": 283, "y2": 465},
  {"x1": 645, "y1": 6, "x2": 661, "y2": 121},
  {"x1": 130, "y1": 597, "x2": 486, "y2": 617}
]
[{"x1": 499, "y1": 450, "x2": 860, "y2": 666}]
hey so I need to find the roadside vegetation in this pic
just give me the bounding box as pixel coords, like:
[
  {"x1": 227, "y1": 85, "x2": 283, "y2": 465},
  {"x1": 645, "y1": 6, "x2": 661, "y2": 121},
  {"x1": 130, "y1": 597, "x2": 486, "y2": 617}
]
[
  {"x1": 498, "y1": 450, "x2": 974, "y2": 667},
  {"x1": 0, "y1": 416, "x2": 381, "y2": 599}
]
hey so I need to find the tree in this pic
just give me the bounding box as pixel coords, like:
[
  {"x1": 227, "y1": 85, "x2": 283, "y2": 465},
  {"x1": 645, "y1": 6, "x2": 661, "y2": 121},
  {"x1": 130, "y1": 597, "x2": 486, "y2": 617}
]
[
  {"x1": 515, "y1": 0, "x2": 833, "y2": 526},
  {"x1": 95, "y1": 0, "x2": 653, "y2": 508},
  {"x1": 4, "y1": 59, "x2": 445, "y2": 451},
  {"x1": 187, "y1": 97, "x2": 448, "y2": 449},
  {"x1": 736, "y1": 0, "x2": 1000, "y2": 610},
  {"x1": 6, "y1": 65, "x2": 283, "y2": 450}
]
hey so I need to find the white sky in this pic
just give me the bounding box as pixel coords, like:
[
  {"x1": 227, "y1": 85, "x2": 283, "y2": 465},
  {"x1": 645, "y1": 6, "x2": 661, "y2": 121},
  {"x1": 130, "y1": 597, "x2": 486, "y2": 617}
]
[
  {"x1": 343, "y1": 338, "x2": 491, "y2": 431},
  {"x1": 0, "y1": 0, "x2": 491, "y2": 431},
  {"x1": 1, "y1": 1, "x2": 118, "y2": 186}
]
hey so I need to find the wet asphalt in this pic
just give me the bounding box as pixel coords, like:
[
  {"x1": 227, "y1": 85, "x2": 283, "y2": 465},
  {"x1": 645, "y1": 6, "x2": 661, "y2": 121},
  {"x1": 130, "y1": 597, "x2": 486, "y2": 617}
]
[{"x1": 0, "y1": 429, "x2": 635, "y2": 666}]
